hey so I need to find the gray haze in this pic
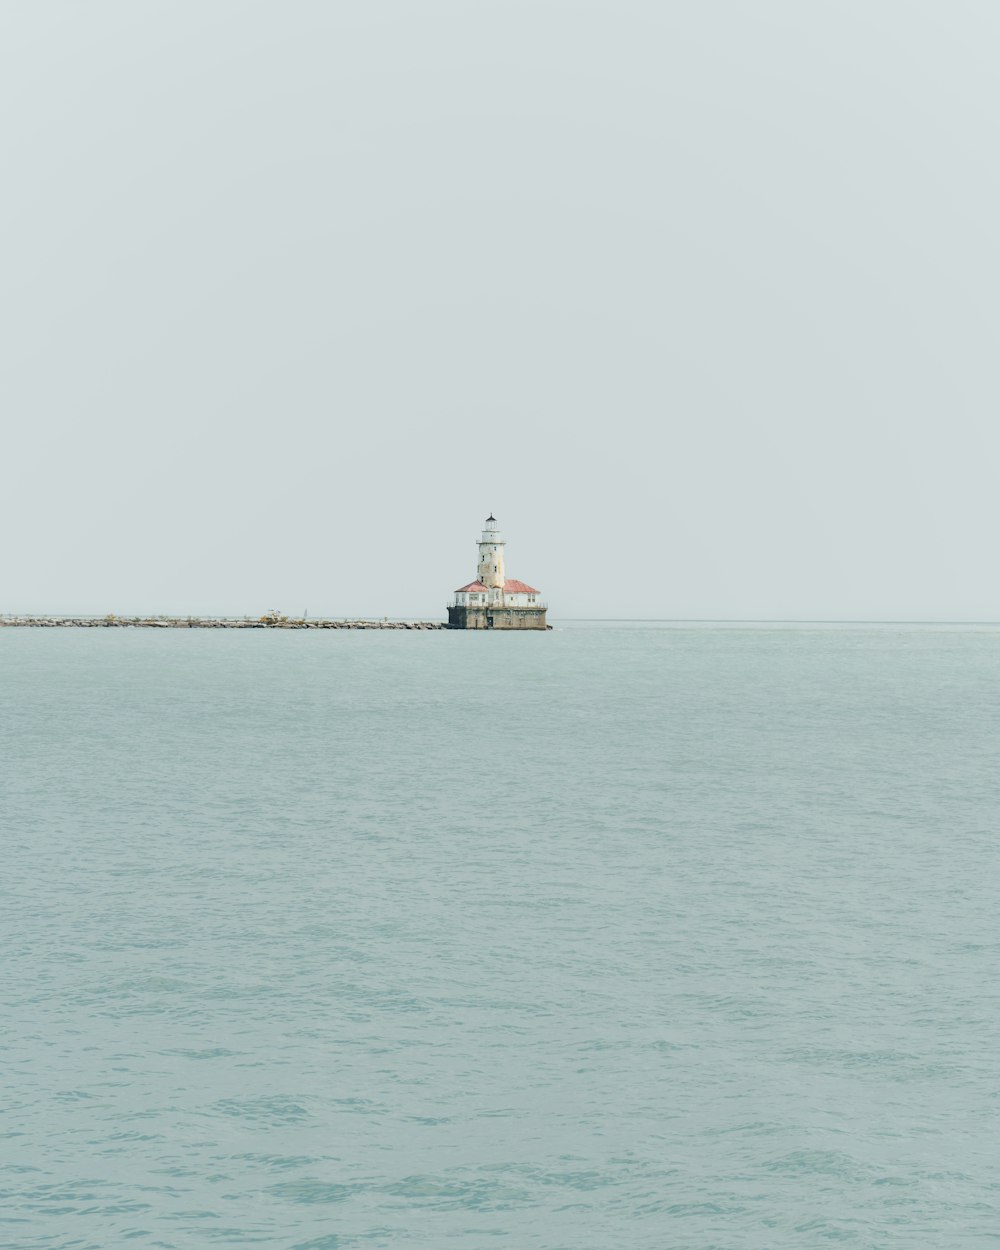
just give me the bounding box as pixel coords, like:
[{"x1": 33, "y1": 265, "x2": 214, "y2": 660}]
[{"x1": 2, "y1": 2, "x2": 998, "y2": 620}]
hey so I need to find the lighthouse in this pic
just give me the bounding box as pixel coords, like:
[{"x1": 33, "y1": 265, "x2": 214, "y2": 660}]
[
  {"x1": 477, "y1": 514, "x2": 505, "y2": 588},
  {"x1": 449, "y1": 515, "x2": 548, "y2": 630}
]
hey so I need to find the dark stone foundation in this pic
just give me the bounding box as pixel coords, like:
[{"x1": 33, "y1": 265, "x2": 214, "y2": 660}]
[{"x1": 447, "y1": 606, "x2": 548, "y2": 630}]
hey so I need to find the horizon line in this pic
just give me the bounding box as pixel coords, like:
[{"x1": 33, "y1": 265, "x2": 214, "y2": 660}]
[
  {"x1": 559, "y1": 617, "x2": 1000, "y2": 623},
  {"x1": 4, "y1": 612, "x2": 1000, "y2": 627}
]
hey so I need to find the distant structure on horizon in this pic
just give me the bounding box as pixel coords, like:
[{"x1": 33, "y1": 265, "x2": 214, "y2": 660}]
[{"x1": 448, "y1": 515, "x2": 548, "y2": 630}]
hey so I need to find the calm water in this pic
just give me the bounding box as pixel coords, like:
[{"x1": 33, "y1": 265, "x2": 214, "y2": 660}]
[{"x1": 2, "y1": 624, "x2": 999, "y2": 1249}]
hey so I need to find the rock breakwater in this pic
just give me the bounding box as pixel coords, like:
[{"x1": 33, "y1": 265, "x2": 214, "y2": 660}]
[{"x1": 1, "y1": 615, "x2": 448, "y2": 630}]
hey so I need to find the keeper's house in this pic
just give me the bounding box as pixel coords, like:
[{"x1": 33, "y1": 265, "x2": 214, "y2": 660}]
[{"x1": 448, "y1": 515, "x2": 548, "y2": 630}]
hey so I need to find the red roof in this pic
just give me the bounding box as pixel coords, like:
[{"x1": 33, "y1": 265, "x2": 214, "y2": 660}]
[{"x1": 454, "y1": 579, "x2": 541, "y2": 594}]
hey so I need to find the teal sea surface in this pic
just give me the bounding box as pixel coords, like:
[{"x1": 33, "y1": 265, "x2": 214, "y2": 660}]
[{"x1": 2, "y1": 623, "x2": 999, "y2": 1249}]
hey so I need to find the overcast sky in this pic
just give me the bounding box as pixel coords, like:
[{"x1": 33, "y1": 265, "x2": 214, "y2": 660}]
[{"x1": 2, "y1": 2, "x2": 998, "y2": 619}]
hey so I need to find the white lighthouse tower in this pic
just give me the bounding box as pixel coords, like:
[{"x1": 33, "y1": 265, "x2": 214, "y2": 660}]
[
  {"x1": 477, "y1": 514, "x2": 505, "y2": 589},
  {"x1": 449, "y1": 514, "x2": 547, "y2": 630}
]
